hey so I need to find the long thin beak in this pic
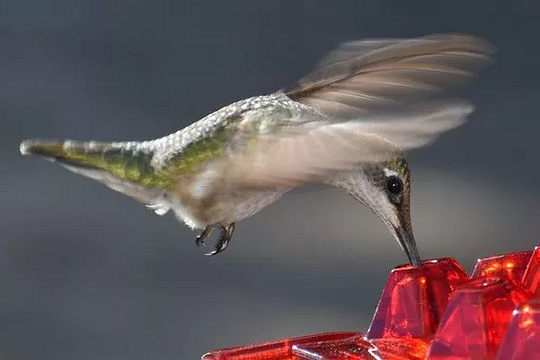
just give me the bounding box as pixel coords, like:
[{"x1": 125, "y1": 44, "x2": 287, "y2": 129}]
[{"x1": 393, "y1": 226, "x2": 422, "y2": 267}]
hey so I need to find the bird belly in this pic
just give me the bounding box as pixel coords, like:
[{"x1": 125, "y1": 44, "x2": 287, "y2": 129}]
[
  {"x1": 169, "y1": 187, "x2": 290, "y2": 229},
  {"x1": 219, "y1": 188, "x2": 291, "y2": 224},
  {"x1": 167, "y1": 161, "x2": 292, "y2": 229},
  {"x1": 167, "y1": 196, "x2": 206, "y2": 229}
]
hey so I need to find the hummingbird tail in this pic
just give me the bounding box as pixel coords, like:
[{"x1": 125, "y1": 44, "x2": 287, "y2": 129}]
[
  {"x1": 19, "y1": 139, "x2": 142, "y2": 179},
  {"x1": 20, "y1": 139, "x2": 170, "y2": 210},
  {"x1": 20, "y1": 139, "x2": 103, "y2": 160}
]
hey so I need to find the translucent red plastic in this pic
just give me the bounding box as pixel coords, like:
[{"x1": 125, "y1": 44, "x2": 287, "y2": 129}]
[
  {"x1": 366, "y1": 258, "x2": 468, "y2": 340},
  {"x1": 293, "y1": 336, "x2": 428, "y2": 360},
  {"x1": 427, "y1": 276, "x2": 531, "y2": 359},
  {"x1": 496, "y1": 299, "x2": 540, "y2": 360},
  {"x1": 522, "y1": 245, "x2": 540, "y2": 296},
  {"x1": 472, "y1": 249, "x2": 533, "y2": 282},
  {"x1": 201, "y1": 332, "x2": 358, "y2": 359},
  {"x1": 203, "y1": 245, "x2": 540, "y2": 359}
]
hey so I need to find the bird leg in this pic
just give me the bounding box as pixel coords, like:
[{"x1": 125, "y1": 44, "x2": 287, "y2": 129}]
[{"x1": 203, "y1": 223, "x2": 235, "y2": 256}]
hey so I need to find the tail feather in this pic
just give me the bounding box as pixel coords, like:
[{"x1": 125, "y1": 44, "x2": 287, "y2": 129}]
[
  {"x1": 20, "y1": 139, "x2": 163, "y2": 185},
  {"x1": 20, "y1": 139, "x2": 171, "y2": 213},
  {"x1": 20, "y1": 139, "x2": 113, "y2": 167}
]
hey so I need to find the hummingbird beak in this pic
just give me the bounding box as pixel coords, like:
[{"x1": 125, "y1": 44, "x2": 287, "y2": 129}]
[{"x1": 392, "y1": 224, "x2": 421, "y2": 267}]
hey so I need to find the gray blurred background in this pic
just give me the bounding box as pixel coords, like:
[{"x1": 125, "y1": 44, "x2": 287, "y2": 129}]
[{"x1": 1, "y1": 1, "x2": 539, "y2": 359}]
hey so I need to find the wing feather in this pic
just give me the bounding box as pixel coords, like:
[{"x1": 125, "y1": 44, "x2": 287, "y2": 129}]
[
  {"x1": 283, "y1": 34, "x2": 495, "y2": 118},
  {"x1": 226, "y1": 103, "x2": 473, "y2": 188}
]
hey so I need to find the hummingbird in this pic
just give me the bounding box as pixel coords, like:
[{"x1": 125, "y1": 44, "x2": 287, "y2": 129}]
[{"x1": 20, "y1": 34, "x2": 494, "y2": 266}]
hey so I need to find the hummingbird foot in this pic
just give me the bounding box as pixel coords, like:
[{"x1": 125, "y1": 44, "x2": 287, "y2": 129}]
[
  {"x1": 203, "y1": 223, "x2": 235, "y2": 256},
  {"x1": 195, "y1": 226, "x2": 213, "y2": 248}
]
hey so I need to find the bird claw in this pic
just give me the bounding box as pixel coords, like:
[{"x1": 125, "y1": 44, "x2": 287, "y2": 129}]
[
  {"x1": 197, "y1": 223, "x2": 235, "y2": 257},
  {"x1": 196, "y1": 240, "x2": 208, "y2": 249},
  {"x1": 195, "y1": 226, "x2": 213, "y2": 248}
]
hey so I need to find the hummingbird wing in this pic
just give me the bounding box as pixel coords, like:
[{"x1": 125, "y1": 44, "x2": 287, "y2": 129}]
[
  {"x1": 282, "y1": 34, "x2": 494, "y2": 118},
  {"x1": 226, "y1": 102, "x2": 473, "y2": 188}
]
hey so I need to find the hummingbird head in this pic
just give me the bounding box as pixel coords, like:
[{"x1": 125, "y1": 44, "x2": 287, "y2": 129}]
[{"x1": 328, "y1": 156, "x2": 420, "y2": 266}]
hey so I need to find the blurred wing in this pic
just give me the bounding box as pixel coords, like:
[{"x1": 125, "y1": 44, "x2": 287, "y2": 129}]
[
  {"x1": 227, "y1": 103, "x2": 473, "y2": 188},
  {"x1": 283, "y1": 34, "x2": 495, "y2": 118}
]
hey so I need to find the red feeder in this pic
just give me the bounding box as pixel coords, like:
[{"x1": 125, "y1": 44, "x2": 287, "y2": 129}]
[
  {"x1": 496, "y1": 299, "x2": 540, "y2": 360},
  {"x1": 426, "y1": 276, "x2": 532, "y2": 359},
  {"x1": 522, "y1": 245, "x2": 540, "y2": 296},
  {"x1": 472, "y1": 249, "x2": 533, "y2": 282},
  {"x1": 201, "y1": 332, "x2": 359, "y2": 360},
  {"x1": 203, "y1": 245, "x2": 540, "y2": 359},
  {"x1": 292, "y1": 335, "x2": 427, "y2": 360},
  {"x1": 365, "y1": 258, "x2": 469, "y2": 340}
]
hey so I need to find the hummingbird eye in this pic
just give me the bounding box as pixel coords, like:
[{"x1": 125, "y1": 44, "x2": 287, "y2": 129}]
[{"x1": 385, "y1": 176, "x2": 403, "y2": 196}]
